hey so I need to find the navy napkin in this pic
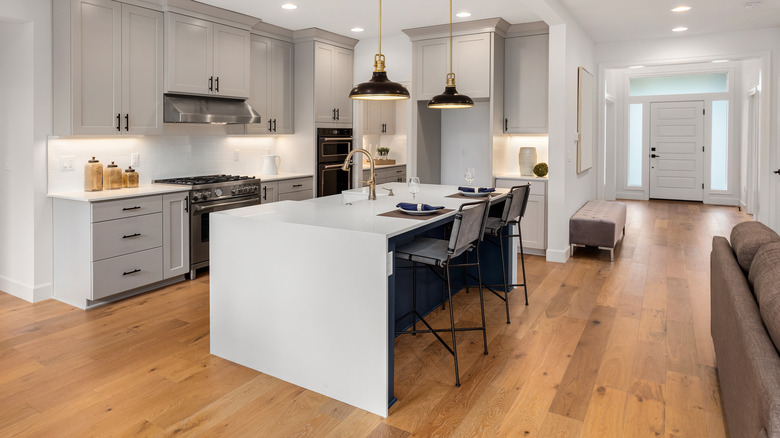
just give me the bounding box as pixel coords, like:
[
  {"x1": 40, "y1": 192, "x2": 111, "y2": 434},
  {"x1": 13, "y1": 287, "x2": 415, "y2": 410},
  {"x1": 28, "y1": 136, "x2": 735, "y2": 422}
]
[
  {"x1": 458, "y1": 186, "x2": 496, "y2": 193},
  {"x1": 396, "y1": 203, "x2": 444, "y2": 211}
]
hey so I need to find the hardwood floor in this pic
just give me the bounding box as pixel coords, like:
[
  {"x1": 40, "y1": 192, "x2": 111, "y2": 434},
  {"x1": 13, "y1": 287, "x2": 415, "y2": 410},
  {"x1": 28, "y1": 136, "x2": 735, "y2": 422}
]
[{"x1": 0, "y1": 200, "x2": 748, "y2": 437}]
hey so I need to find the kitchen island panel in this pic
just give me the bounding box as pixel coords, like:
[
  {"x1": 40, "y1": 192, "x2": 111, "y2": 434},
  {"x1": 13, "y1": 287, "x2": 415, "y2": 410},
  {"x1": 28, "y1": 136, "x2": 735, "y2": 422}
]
[{"x1": 210, "y1": 213, "x2": 390, "y2": 417}]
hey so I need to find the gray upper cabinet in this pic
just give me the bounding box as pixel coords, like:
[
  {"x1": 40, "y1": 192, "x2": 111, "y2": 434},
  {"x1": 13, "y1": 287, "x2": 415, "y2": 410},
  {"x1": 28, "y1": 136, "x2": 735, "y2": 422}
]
[
  {"x1": 414, "y1": 33, "x2": 492, "y2": 101},
  {"x1": 55, "y1": 0, "x2": 163, "y2": 135},
  {"x1": 247, "y1": 34, "x2": 294, "y2": 134},
  {"x1": 165, "y1": 13, "x2": 250, "y2": 99},
  {"x1": 504, "y1": 34, "x2": 548, "y2": 134},
  {"x1": 314, "y1": 41, "x2": 354, "y2": 126},
  {"x1": 362, "y1": 101, "x2": 395, "y2": 135}
]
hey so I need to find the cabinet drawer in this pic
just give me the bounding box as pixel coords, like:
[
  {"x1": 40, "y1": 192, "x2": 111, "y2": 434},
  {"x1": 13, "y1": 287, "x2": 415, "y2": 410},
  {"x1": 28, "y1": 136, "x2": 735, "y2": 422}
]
[
  {"x1": 92, "y1": 195, "x2": 162, "y2": 222},
  {"x1": 92, "y1": 213, "x2": 162, "y2": 261},
  {"x1": 278, "y1": 177, "x2": 312, "y2": 194},
  {"x1": 92, "y1": 247, "x2": 163, "y2": 300},
  {"x1": 279, "y1": 190, "x2": 313, "y2": 202}
]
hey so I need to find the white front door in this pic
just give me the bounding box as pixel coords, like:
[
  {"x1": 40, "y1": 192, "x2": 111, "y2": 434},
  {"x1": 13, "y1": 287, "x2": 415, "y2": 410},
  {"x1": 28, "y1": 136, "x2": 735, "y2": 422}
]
[{"x1": 649, "y1": 101, "x2": 704, "y2": 201}]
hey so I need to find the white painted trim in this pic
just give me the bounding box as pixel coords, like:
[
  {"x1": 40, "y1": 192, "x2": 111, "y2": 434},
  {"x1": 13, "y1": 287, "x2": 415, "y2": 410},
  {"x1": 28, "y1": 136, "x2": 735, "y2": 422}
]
[
  {"x1": 545, "y1": 246, "x2": 569, "y2": 263},
  {"x1": 0, "y1": 276, "x2": 51, "y2": 303}
]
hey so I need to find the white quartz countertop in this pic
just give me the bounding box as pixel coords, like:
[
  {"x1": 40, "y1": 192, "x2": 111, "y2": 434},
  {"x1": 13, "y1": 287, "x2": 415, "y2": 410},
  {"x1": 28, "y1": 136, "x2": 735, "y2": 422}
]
[
  {"x1": 494, "y1": 174, "x2": 548, "y2": 181},
  {"x1": 362, "y1": 163, "x2": 406, "y2": 170},
  {"x1": 48, "y1": 184, "x2": 189, "y2": 202},
  {"x1": 216, "y1": 182, "x2": 508, "y2": 239},
  {"x1": 254, "y1": 172, "x2": 313, "y2": 182}
]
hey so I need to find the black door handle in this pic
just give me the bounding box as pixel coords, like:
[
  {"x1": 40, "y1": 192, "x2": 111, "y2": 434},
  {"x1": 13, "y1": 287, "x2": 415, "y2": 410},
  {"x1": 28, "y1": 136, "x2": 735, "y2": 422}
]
[
  {"x1": 651, "y1": 154, "x2": 660, "y2": 158},
  {"x1": 504, "y1": 118, "x2": 508, "y2": 131},
  {"x1": 774, "y1": 169, "x2": 780, "y2": 175},
  {"x1": 269, "y1": 119, "x2": 273, "y2": 132},
  {"x1": 184, "y1": 196, "x2": 189, "y2": 213},
  {"x1": 124, "y1": 114, "x2": 129, "y2": 131},
  {"x1": 215, "y1": 77, "x2": 219, "y2": 93},
  {"x1": 336, "y1": 108, "x2": 340, "y2": 120},
  {"x1": 116, "y1": 113, "x2": 121, "y2": 131},
  {"x1": 208, "y1": 76, "x2": 214, "y2": 92},
  {"x1": 273, "y1": 119, "x2": 277, "y2": 132},
  {"x1": 332, "y1": 108, "x2": 336, "y2": 120}
]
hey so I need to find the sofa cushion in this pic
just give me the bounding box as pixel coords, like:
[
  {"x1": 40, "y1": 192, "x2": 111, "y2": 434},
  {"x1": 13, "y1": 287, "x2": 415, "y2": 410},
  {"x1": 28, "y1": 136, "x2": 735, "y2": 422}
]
[
  {"x1": 730, "y1": 221, "x2": 780, "y2": 272},
  {"x1": 749, "y1": 241, "x2": 780, "y2": 352}
]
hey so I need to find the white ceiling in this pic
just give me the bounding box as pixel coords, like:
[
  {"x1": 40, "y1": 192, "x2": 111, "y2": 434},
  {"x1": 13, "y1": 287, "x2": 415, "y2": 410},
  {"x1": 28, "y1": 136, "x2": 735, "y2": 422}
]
[{"x1": 197, "y1": 0, "x2": 780, "y2": 43}]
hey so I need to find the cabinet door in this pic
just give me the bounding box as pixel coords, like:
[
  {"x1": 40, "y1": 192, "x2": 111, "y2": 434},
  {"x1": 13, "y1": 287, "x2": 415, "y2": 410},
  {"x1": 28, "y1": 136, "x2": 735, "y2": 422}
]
[
  {"x1": 260, "y1": 182, "x2": 278, "y2": 203},
  {"x1": 166, "y1": 13, "x2": 212, "y2": 95},
  {"x1": 453, "y1": 33, "x2": 491, "y2": 98},
  {"x1": 213, "y1": 24, "x2": 250, "y2": 98},
  {"x1": 121, "y1": 4, "x2": 163, "y2": 135},
  {"x1": 362, "y1": 101, "x2": 382, "y2": 135},
  {"x1": 414, "y1": 38, "x2": 448, "y2": 100},
  {"x1": 314, "y1": 42, "x2": 336, "y2": 124},
  {"x1": 380, "y1": 101, "x2": 396, "y2": 134},
  {"x1": 162, "y1": 192, "x2": 190, "y2": 279},
  {"x1": 73, "y1": 0, "x2": 122, "y2": 135},
  {"x1": 504, "y1": 34, "x2": 548, "y2": 134},
  {"x1": 332, "y1": 47, "x2": 354, "y2": 124},
  {"x1": 248, "y1": 34, "x2": 271, "y2": 130},
  {"x1": 270, "y1": 39, "x2": 294, "y2": 133},
  {"x1": 521, "y1": 194, "x2": 546, "y2": 250}
]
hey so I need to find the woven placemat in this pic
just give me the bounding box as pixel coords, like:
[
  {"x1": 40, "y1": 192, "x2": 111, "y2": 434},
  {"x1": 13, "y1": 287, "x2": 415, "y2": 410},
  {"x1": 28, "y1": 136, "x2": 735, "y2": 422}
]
[
  {"x1": 445, "y1": 192, "x2": 498, "y2": 199},
  {"x1": 377, "y1": 208, "x2": 454, "y2": 220}
]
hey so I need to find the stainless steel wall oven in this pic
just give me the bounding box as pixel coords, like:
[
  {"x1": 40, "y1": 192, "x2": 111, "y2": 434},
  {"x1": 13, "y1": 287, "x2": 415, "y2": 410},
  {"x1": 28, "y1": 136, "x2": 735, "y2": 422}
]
[{"x1": 317, "y1": 128, "x2": 353, "y2": 197}]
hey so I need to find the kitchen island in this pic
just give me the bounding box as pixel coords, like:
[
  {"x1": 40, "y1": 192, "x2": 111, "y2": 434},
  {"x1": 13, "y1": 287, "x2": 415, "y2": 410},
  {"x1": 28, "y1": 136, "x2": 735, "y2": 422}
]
[{"x1": 209, "y1": 183, "x2": 514, "y2": 417}]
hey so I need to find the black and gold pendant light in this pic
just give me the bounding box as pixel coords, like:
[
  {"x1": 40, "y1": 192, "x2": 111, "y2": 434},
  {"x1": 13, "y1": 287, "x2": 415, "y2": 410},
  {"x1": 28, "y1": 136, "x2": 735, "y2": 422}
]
[
  {"x1": 349, "y1": 0, "x2": 410, "y2": 101},
  {"x1": 427, "y1": 0, "x2": 473, "y2": 109}
]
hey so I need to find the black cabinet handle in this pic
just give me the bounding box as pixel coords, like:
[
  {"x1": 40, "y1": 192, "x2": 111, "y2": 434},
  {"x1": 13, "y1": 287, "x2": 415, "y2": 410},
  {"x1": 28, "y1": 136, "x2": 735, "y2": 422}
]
[
  {"x1": 262, "y1": 186, "x2": 267, "y2": 200},
  {"x1": 122, "y1": 206, "x2": 141, "y2": 211},
  {"x1": 774, "y1": 169, "x2": 780, "y2": 175},
  {"x1": 123, "y1": 268, "x2": 141, "y2": 276},
  {"x1": 122, "y1": 233, "x2": 141, "y2": 239},
  {"x1": 292, "y1": 184, "x2": 303, "y2": 188},
  {"x1": 332, "y1": 108, "x2": 336, "y2": 120},
  {"x1": 336, "y1": 108, "x2": 340, "y2": 120},
  {"x1": 504, "y1": 118, "x2": 508, "y2": 131},
  {"x1": 269, "y1": 119, "x2": 273, "y2": 132},
  {"x1": 215, "y1": 77, "x2": 219, "y2": 93},
  {"x1": 209, "y1": 76, "x2": 214, "y2": 91},
  {"x1": 650, "y1": 154, "x2": 660, "y2": 158},
  {"x1": 124, "y1": 114, "x2": 129, "y2": 131},
  {"x1": 184, "y1": 196, "x2": 189, "y2": 213},
  {"x1": 116, "y1": 113, "x2": 121, "y2": 131},
  {"x1": 273, "y1": 119, "x2": 277, "y2": 132}
]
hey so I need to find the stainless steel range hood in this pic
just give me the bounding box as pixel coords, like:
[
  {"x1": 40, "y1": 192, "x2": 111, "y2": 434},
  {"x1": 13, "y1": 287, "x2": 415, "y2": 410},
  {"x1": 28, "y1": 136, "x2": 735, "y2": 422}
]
[{"x1": 163, "y1": 94, "x2": 261, "y2": 124}]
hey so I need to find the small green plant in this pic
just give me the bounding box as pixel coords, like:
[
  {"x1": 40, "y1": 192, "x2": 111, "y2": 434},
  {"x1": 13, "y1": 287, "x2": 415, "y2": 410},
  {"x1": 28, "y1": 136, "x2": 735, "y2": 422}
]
[
  {"x1": 533, "y1": 162, "x2": 548, "y2": 177},
  {"x1": 377, "y1": 147, "x2": 390, "y2": 159}
]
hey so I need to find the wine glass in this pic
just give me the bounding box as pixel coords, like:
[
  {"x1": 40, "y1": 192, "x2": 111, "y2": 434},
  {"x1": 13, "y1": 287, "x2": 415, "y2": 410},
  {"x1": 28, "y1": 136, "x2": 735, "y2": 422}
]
[
  {"x1": 464, "y1": 168, "x2": 476, "y2": 187},
  {"x1": 408, "y1": 177, "x2": 420, "y2": 200}
]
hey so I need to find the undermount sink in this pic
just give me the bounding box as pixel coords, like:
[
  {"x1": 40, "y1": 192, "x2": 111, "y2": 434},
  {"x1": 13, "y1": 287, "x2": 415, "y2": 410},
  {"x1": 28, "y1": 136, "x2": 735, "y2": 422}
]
[{"x1": 341, "y1": 188, "x2": 389, "y2": 205}]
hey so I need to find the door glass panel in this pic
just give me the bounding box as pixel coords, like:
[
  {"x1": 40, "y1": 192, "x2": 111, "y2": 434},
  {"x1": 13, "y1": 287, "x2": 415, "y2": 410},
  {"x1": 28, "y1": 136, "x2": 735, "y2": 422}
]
[
  {"x1": 628, "y1": 103, "x2": 643, "y2": 187},
  {"x1": 630, "y1": 73, "x2": 728, "y2": 96},
  {"x1": 711, "y1": 100, "x2": 729, "y2": 191}
]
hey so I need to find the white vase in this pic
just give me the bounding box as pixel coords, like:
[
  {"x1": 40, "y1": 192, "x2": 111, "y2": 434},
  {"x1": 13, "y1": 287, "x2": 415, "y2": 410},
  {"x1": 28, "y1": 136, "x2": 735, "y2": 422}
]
[{"x1": 519, "y1": 147, "x2": 537, "y2": 176}]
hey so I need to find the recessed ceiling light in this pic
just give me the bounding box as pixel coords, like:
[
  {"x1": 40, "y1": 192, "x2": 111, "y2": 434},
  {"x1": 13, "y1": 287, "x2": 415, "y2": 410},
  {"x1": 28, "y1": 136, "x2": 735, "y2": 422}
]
[
  {"x1": 456, "y1": 12, "x2": 471, "y2": 18},
  {"x1": 671, "y1": 6, "x2": 691, "y2": 12},
  {"x1": 672, "y1": 26, "x2": 688, "y2": 32},
  {"x1": 712, "y1": 59, "x2": 729, "y2": 63},
  {"x1": 745, "y1": 2, "x2": 761, "y2": 8},
  {"x1": 351, "y1": 27, "x2": 364, "y2": 32},
  {"x1": 281, "y1": 3, "x2": 297, "y2": 10},
  {"x1": 629, "y1": 65, "x2": 644, "y2": 69}
]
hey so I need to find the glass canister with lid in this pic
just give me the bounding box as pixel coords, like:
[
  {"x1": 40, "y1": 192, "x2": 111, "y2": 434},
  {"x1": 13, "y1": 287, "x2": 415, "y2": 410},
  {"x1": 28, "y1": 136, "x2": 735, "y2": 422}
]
[
  {"x1": 84, "y1": 157, "x2": 103, "y2": 191},
  {"x1": 105, "y1": 162, "x2": 122, "y2": 190},
  {"x1": 123, "y1": 166, "x2": 139, "y2": 188}
]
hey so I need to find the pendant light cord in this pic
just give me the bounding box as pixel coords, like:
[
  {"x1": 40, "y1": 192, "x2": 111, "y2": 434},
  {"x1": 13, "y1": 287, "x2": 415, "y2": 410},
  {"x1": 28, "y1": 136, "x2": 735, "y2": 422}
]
[
  {"x1": 378, "y1": 0, "x2": 382, "y2": 56},
  {"x1": 449, "y1": 0, "x2": 453, "y2": 75}
]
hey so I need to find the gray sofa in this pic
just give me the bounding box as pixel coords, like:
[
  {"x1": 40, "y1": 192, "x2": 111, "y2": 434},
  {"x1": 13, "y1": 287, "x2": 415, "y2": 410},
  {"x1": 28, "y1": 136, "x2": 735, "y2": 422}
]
[{"x1": 711, "y1": 221, "x2": 780, "y2": 438}]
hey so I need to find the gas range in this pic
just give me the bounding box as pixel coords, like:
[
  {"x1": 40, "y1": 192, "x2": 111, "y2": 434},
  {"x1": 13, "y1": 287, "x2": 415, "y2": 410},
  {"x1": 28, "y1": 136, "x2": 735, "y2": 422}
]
[{"x1": 154, "y1": 174, "x2": 260, "y2": 203}]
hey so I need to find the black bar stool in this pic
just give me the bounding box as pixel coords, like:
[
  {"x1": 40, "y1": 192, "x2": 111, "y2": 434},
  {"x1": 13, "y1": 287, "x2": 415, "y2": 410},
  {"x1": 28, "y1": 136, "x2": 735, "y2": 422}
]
[
  {"x1": 394, "y1": 199, "x2": 491, "y2": 387},
  {"x1": 482, "y1": 184, "x2": 531, "y2": 323}
]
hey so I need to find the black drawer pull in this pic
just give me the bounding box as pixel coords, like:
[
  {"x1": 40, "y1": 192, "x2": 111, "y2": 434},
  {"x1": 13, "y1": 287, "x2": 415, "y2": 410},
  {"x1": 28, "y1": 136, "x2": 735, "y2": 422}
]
[
  {"x1": 122, "y1": 233, "x2": 141, "y2": 239},
  {"x1": 292, "y1": 184, "x2": 303, "y2": 188},
  {"x1": 122, "y1": 206, "x2": 141, "y2": 211},
  {"x1": 123, "y1": 269, "x2": 141, "y2": 276}
]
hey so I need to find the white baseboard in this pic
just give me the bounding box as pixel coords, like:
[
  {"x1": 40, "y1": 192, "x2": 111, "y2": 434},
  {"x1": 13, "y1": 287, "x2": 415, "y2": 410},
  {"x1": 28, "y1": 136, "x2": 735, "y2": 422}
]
[
  {"x1": 0, "y1": 276, "x2": 53, "y2": 303},
  {"x1": 546, "y1": 246, "x2": 570, "y2": 263}
]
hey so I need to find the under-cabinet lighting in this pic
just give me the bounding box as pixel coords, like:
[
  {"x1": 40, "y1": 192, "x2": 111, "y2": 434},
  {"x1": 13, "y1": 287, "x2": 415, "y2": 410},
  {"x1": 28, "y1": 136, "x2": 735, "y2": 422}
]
[
  {"x1": 672, "y1": 26, "x2": 688, "y2": 32},
  {"x1": 281, "y1": 3, "x2": 297, "y2": 10},
  {"x1": 351, "y1": 27, "x2": 364, "y2": 32},
  {"x1": 671, "y1": 6, "x2": 691, "y2": 12},
  {"x1": 712, "y1": 59, "x2": 729, "y2": 63},
  {"x1": 456, "y1": 12, "x2": 471, "y2": 18},
  {"x1": 629, "y1": 65, "x2": 644, "y2": 69}
]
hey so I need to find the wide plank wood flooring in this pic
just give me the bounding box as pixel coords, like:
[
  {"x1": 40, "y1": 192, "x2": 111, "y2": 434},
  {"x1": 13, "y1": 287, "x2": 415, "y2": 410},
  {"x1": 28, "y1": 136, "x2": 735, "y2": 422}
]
[{"x1": 0, "y1": 200, "x2": 748, "y2": 437}]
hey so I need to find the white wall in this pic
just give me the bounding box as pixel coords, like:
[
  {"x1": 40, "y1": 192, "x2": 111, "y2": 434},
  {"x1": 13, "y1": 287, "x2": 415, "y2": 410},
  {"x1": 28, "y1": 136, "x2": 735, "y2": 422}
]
[
  {"x1": 0, "y1": 0, "x2": 52, "y2": 302},
  {"x1": 440, "y1": 101, "x2": 492, "y2": 187},
  {"x1": 353, "y1": 34, "x2": 413, "y2": 84}
]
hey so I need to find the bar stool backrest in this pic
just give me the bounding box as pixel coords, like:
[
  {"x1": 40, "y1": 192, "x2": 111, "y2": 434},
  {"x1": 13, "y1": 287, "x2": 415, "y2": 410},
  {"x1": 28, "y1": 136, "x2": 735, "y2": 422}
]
[
  {"x1": 500, "y1": 184, "x2": 531, "y2": 226},
  {"x1": 448, "y1": 200, "x2": 490, "y2": 257}
]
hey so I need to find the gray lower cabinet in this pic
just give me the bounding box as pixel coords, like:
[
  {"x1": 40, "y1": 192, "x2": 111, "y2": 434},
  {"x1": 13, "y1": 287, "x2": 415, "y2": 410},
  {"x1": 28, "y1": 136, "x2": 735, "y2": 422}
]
[
  {"x1": 495, "y1": 177, "x2": 547, "y2": 254},
  {"x1": 52, "y1": 191, "x2": 189, "y2": 308},
  {"x1": 261, "y1": 176, "x2": 313, "y2": 203},
  {"x1": 361, "y1": 165, "x2": 406, "y2": 186}
]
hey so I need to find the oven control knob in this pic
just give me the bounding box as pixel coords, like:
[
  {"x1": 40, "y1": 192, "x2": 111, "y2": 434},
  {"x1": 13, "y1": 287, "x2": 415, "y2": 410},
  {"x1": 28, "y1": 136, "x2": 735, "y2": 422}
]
[
  {"x1": 231, "y1": 187, "x2": 237, "y2": 195},
  {"x1": 251, "y1": 185, "x2": 258, "y2": 192},
  {"x1": 215, "y1": 188, "x2": 223, "y2": 197},
  {"x1": 203, "y1": 191, "x2": 211, "y2": 199},
  {"x1": 193, "y1": 192, "x2": 202, "y2": 201}
]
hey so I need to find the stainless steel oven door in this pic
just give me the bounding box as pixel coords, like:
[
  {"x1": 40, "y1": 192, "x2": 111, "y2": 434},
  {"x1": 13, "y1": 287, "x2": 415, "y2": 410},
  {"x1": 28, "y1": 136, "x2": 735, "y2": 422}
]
[
  {"x1": 317, "y1": 137, "x2": 353, "y2": 162},
  {"x1": 190, "y1": 196, "x2": 262, "y2": 270},
  {"x1": 318, "y1": 163, "x2": 352, "y2": 197}
]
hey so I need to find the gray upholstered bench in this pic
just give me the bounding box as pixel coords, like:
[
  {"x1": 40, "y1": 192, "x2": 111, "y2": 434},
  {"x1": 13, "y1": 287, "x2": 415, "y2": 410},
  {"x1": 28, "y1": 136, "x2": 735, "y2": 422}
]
[{"x1": 569, "y1": 200, "x2": 627, "y2": 261}]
